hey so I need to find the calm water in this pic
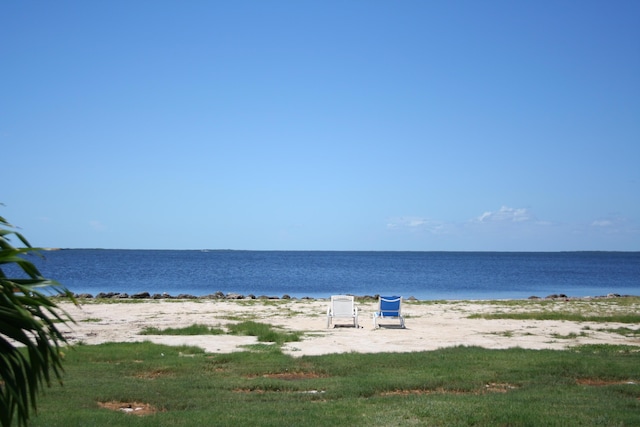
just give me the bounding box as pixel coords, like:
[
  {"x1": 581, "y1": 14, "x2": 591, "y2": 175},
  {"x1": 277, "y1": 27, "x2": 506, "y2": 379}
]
[{"x1": 21, "y1": 250, "x2": 640, "y2": 300}]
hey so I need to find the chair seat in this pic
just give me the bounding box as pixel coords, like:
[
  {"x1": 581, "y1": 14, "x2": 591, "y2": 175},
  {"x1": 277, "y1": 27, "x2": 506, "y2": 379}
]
[
  {"x1": 373, "y1": 296, "x2": 405, "y2": 328},
  {"x1": 327, "y1": 295, "x2": 358, "y2": 328}
]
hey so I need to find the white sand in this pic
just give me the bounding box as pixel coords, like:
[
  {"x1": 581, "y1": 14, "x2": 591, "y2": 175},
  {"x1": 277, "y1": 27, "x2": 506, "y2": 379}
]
[{"x1": 56, "y1": 298, "x2": 640, "y2": 357}]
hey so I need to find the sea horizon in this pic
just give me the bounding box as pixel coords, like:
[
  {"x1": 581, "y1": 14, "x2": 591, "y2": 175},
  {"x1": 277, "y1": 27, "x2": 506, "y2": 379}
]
[{"x1": 46, "y1": 248, "x2": 639, "y2": 253}]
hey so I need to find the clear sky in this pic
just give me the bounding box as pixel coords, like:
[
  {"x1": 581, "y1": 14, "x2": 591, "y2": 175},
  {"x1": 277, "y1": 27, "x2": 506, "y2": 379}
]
[{"x1": 2, "y1": 1, "x2": 639, "y2": 251}]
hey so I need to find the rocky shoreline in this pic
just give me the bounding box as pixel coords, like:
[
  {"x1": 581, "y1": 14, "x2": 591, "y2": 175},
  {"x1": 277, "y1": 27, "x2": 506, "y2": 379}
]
[
  {"x1": 63, "y1": 291, "x2": 633, "y2": 301},
  {"x1": 70, "y1": 291, "x2": 380, "y2": 301}
]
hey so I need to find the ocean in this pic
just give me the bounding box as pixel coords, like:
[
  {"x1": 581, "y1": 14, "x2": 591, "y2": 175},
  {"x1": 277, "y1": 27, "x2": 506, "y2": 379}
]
[{"x1": 20, "y1": 250, "x2": 640, "y2": 300}]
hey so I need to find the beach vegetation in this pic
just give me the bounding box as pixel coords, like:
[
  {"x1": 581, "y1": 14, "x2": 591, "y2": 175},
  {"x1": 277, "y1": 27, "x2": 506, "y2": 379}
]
[
  {"x1": 138, "y1": 321, "x2": 302, "y2": 346},
  {"x1": 0, "y1": 211, "x2": 75, "y2": 427},
  {"x1": 227, "y1": 321, "x2": 302, "y2": 344},
  {"x1": 219, "y1": 313, "x2": 258, "y2": 321},
  {"x1": 551, "y1": 331, "x2": 588, "y2": 339},
  {"x1": 139, "y1": 324, "x2": 225, "y2": 336},
  {"x1": 237, "y1": 299, "x2": 284, "y2": 306},
  {"x1": 468, "y1": 311, "x2": 640, "y2": 323},
  {"x1": 239, "y1": 343, "x2": 282, "y2": 353},
  {"x1": 492, "y1": 330, "x2": 515, "y2": 338},
  {"x1": 24, "y1": 342, "x2": 640, "y2": 426},
  {"x1": 416, "y1": 296, "x2": 640, "y2": 307},
  {"x1": 599, "y1": 327, "x2": 640, "y2": 337}
]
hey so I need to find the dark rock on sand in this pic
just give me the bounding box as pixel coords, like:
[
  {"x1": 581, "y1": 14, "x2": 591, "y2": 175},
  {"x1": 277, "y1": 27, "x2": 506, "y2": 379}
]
[
  {"x1": 95, "y1": 292, "x2": 112, "y2": 299},
  {"x1": 132, "y1": 292, "x2": 151, "y2": 299},
  {"x1": 75, "y1": 293, "x2": 94, "y2": 299}
]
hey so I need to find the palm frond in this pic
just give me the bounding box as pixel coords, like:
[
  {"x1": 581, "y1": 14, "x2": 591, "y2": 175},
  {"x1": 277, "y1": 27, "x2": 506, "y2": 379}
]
[{"x1": 0, "y1": 210, "x2": 75, "y2": 427}]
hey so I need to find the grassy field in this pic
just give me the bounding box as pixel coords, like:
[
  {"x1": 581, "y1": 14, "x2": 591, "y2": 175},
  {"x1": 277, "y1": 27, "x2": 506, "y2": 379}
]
[
  {"x1": 22, "y1": 297, "x2": 640, "y2": 426},
  {"x1": 28, "y1": 340, "x2": 640, "y2": 426}
]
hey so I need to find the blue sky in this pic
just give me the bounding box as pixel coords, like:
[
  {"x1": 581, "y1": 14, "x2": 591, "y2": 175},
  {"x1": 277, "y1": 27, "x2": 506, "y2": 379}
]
[{"x1": 2, "y1": 1, "x2": 639, "y2": 251}]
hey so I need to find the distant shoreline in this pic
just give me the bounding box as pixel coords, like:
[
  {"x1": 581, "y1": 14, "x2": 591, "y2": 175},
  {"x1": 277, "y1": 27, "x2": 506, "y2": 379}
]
[
  {"x1": 60, "y1": 290, "x2": 637, "y2": 302},
  {"x1": 50, "y1": 248, "x2": 640, "y2": 253}
]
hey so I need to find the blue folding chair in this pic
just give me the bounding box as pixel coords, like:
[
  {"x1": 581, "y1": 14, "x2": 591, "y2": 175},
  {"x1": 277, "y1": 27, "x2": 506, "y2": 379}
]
[{"x1": 373, "y1": 296, "x2": 405, "y2": 328}]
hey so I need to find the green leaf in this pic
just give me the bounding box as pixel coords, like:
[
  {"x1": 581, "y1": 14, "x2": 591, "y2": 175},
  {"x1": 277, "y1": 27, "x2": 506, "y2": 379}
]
[{"x1": 0, "y1": 208, "x2": 76, "y2": 427}]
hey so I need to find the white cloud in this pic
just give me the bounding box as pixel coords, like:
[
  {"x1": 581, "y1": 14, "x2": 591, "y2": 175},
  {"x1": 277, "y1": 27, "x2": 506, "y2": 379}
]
[
  {"x1": 386, "y1": 206, "x2": 639, "y2": 250},
  {"x1": 388, "y1": 206, "x2": 539, "y2": 235},
  {"x1": 588, "y1": 215, "x2": 639, "y2": 235},
  {"x1": 475, "y1": 206, "x2": 534, "y2": 223}
]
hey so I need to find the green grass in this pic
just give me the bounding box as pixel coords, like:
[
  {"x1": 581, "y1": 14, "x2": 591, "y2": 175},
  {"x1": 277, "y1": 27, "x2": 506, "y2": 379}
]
[
  {"x1": 468, "y1": 312, "x2": 640, "y2": 323},
  {"x1": 227, "y1": 320, "x2": 302, "y2": 344},
  {"x1": 26, "y1": 343, "x2": 640, "y2": 426},
  {"x1": 551, "y1": 331, "x2": 589, "y2": 339},
  {"x1": 599, "y1": 327, "x2": 640, "y2": 337},
  {"x1": 454, "y1": 296, "x2": 640, "y2": 325},
  {"x1": 138, "y1": 321, "x2": 302, "y2": 344},
  {"x1": 139, "y1": 324, "x2": 225, "y2": 336},
  {"x1": 415, "y1": 296, "x2": 640, "y2": 309}
]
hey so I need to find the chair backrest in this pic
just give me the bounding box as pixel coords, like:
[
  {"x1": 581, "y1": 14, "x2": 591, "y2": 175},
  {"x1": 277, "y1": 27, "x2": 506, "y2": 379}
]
[
  {"x1": 379, "y1": 296, "x2": 402, "y2": 317},
  {"x1": 331, "y1": 295, "x2": 355, "y2": 316}
]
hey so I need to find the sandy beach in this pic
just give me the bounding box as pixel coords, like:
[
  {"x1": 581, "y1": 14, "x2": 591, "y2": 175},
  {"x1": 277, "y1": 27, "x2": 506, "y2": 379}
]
[{"x1": 56, "y1": 298, "x2": 640, "y2": 356}]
